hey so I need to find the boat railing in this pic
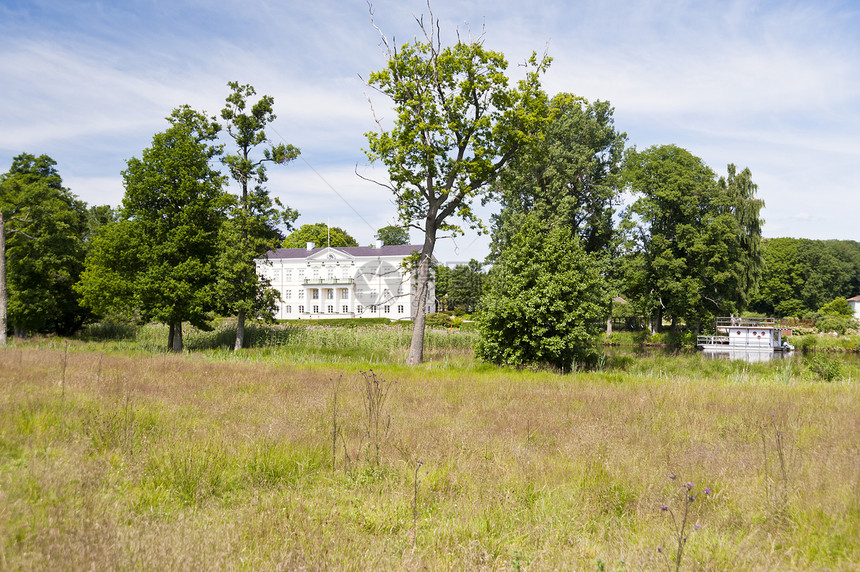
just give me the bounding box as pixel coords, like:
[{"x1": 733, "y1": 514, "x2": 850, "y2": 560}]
[
  {"x1": 715, "y1": 316, "x2": 780, "y2": 330},
  {"x1": 697, "y1": 335, "x2": 729, "y2": 346}
]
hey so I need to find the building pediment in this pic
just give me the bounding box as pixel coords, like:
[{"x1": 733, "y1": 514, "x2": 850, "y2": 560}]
[{"x1": 306, "y1": 247, "x2": 356, "y2": 263}]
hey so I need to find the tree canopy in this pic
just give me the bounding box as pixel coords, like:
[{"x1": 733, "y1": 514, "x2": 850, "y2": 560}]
[
  {"x1": 363, "y1": 11, "x2": 550, "y2": 364},
  {"x1": 76, "y1": 108, "x2": 228, "y2": 351},
  {"x1": 1, "y1": 153, "x2": 89, "y2": 342},
  {"x1": 215, "y1": 81, "x2": 300, "y2": 349},
  {"x1": 375, "y1": 225, "x2": 410, "y2": 246},
  {"x1": 491, "y1": 93, "x2": 626, "y2": 257},
  {"x1": 435, "y1": 259, "x2": 485, "y2": 312},
  {"x1": 283, "y1": 223, "x2": 358, "y2": 249},
  {"x1": 621, "y1": 145, "x2": 764, "y2": 332}
]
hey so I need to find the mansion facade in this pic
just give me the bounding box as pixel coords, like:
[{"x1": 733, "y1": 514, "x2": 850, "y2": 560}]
[{"x1": 256, "y1": 242, "x2": 435, "y2": 320}]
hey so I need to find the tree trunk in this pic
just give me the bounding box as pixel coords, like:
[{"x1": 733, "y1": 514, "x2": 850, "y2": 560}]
[
  {"x1": 172, "y1": 321, "x2": 183, "y2": 353},
  {"x1": 0, "y1": 212, "x2": 6, "y2": 346},
  {"x1": 406, "y1": 226, "x2": 437, "y2": 365},
  {"x1": 605, "y1": 298, "x2": 613, "y2": 340},
  {"x1": 235, "y1": 310, "x2": 245, "y2": 350},
  {"x1": 168, "y1": 323, "x2": 175, "y2": 351}
]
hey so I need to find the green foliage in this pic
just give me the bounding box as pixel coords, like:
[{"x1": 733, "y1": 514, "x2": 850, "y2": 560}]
[
  {"x1": 491, "y1": 92, "x2": 626, "y2": 257},
  {"x1": 216, "y1": 82, "x2": 300, "y2": 347},
  {"x1": 282, "y1": 223, "x2": 358, "y2": 248},
  {"x1": 425, "y1": 312, "x2": 456, "y2": 329},
  {"x1": 819, "y1": 297, "x2": 853, "y2": 317},
  {"x1": 621, "y1": 145, "x2": 764, "y2": 329},
  {"x1": 815, "y1": 316, "x2": 855, "y2": 335},
  {"x1": 76, "y1": 108, "x2": 228, "y2": 349},
  {"x1": 776, "y1": 298, "x2": 806, "y2": 318},
  {"x1": 363, "y1": 13, "x2": 550, "y2": 364},
  {"x1": 375, "y1": 225, "x2": 410, "y2": 246},
  {"x1": 83, "y1": 204, "x2": 117, "y2": 242},
  {"x1": 1, "y1": 153, "x2": 90, "y2": 336},
  {"x1": 435, "y1": 259, "x2": 485, "y2": 312},
  {"x1": 477, "y1": 216, "x2": 608, "y2": 370},
  {"x1": 806, "y1": 354, "x2": 844, "y2": 381},
  {"x1": 751, "y1": 238, "x2": 860, "y2": 316}
]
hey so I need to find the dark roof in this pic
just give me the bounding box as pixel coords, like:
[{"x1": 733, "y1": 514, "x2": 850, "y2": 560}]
[{"x1": 266, "y1": 245, "x2": 421, "y2": 259}]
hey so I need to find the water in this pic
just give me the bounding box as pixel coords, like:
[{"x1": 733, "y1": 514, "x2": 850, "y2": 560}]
[{"x1": 606, "y1": 344, "x2": 860, "y2": 366}]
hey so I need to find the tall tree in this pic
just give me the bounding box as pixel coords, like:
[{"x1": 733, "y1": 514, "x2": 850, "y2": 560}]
[
  {"x1": 76, "y1": 107, "x2": 228, "y2": 351},
  {"x1": 375, "y1": 225, "x2": 410, "y2": 246},
  {"x1": 622, "y1": 145, "x2": 764, "y2": 332},
  {"x1": 439, "y1": 259, "x2": 485, "y2": 312},
  {"x1": 282, "y1": 223, "x2": 358, "y2": 248},
  {"x1": 1, "y1": 154, "x2": 88, "y2": 343},
  {"x1": 491, "y1": 93, "x2": 626, "y2": 257},
  {"x1": 363, "y1": 10, "x2": 550, "y2": 364},
  {"x1": 217, "y1": 81, "x2": 300, "y2": 350}
]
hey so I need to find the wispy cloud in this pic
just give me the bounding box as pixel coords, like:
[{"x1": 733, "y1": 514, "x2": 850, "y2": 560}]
[{"x1": 2, "y1": 0, "x2": 858, "y2": 259}]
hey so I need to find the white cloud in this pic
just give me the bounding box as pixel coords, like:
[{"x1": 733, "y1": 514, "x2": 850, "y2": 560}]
[{"x1": 2, "y1": 0, "x2": 859, "y2": 258}]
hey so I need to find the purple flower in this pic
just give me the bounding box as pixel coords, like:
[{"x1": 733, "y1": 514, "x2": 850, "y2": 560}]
[
  {"x1": 685, "y1": 482, "x2": 695, "y2": 490},
  {"x1": 689, "y1": 495, "x2": 696, "y2": 502},
  {"x1": 704, "y1": 488, "x2": 711, "y2": 495},
  {"x1": 669, "y1": 474, "x2": 677, "y2": 480},
  {"x1": 661, "y1": 505, "x2": 668, "y2": 512},
  {"x1": 657, "y1": 547, "x2": 663, "y2": 553}
]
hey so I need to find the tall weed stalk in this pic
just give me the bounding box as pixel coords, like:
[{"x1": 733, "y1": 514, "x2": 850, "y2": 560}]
[{"x1": 360, "y1": 369, "x2": 395, "y2": 465}]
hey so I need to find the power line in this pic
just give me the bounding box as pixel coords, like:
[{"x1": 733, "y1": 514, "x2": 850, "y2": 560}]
[{"x1": 269, "y1": 126, "x2": 377, "y2": 235}]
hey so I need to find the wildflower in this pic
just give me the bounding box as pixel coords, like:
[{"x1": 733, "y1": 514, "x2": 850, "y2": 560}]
[
  {"x1": 689, "y1": 495, "x2": 695, "y2": 502},
  {"x1": 657, "y1": 547, "x2": 663, "y2": 553},
  {"x1": 704, "y1": 488, "x2": 711, "y2": 495},
  {"x1": 694, "y1": 524, "x2": 701, "y2": 530},
  {"x1": 661, "y1": 505, "x2": 668, "y2": 512},
  {"x1": 685, "y1": 482, "x2": 694, "y2": 490},
  {"x1": 668, "y1": 473, "x2": 677, "y2": 480}
]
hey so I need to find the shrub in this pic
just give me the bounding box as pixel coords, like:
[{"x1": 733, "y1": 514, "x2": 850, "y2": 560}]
[
  {"x1": 476, "y1": 217, "x2": 608, "y2": 371},
  {"x1": 806, "y1": 354, "x2": 843, "y2": 381},
  {"x1": 815, "y1": 315, "x2": 855, "y2": 336}
]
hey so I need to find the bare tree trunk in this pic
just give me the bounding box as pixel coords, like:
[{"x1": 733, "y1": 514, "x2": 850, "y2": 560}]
[
  {"x1": 407, "y1": 229, "x2": 436, "y2": 365},
  {"x1": 235, "y1": 310, "x2": 245, "y2": 350},
  {"x1": 605, "y1": 298, "x2": 613, "y2": 340},
  {"x1": 168, "y1": 323, "x2": 175, "y2": 351},
  {"x1": 0, "y1": 212, "x2": 6, "y2": 346},
  {"x1": 172, "y1": 321, "x2": 183, "y2": 353}
]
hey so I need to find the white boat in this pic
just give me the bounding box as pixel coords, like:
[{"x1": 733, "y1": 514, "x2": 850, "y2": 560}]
[{"x1": 697, "y1": 317, "x2": 793, "y2": 354}]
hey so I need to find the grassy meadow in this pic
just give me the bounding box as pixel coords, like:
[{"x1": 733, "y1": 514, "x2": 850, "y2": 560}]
[{"x1": 1, "y1": 323, "x2": 858, "y2": 570}]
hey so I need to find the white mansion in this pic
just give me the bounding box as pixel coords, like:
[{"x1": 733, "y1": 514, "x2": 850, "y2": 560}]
[{"x1": 256, "y1": 242, "x2": 436, "y2": 320}]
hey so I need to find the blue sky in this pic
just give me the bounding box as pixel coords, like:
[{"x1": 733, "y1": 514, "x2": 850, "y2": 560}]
[{"x1": 1, "y1": 0, "x2": 858, "y2": 265}]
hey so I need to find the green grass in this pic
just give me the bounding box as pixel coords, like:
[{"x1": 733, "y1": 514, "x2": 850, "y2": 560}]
[{"x1": 0, "y1": 330, "x2": 858, "y2": 569}]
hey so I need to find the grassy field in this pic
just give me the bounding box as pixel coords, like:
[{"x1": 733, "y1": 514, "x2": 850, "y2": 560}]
[{"x1": 1, "y1": 326, "x2": 858, "y2": 570}]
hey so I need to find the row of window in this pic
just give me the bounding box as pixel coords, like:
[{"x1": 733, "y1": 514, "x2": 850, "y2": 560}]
[
  {"x1": 284, "y1": 305, "x2": 407, "y2": 315},
  {"x1": 282, "y1": 288, "x2": 352, "y2": 300},
  {"x1": 267, "y1": 267, "x2": 355, "y2": 282},
  {"x1": 282, "y1": 288, "x2": 412, "y2": 301}
]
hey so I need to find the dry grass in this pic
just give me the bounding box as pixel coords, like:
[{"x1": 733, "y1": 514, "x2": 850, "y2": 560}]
[{"x1": 0, "y1": 342, "x2": 858, "y2": 570}]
